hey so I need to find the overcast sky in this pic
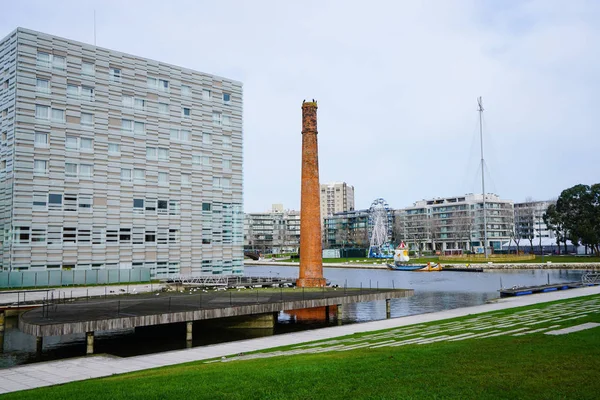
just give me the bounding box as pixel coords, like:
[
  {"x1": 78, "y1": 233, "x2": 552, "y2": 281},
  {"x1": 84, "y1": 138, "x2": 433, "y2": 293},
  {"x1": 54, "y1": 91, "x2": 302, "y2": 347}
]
[{"x1": 3, "y1": 0, "x2": 599, "y2": 212}]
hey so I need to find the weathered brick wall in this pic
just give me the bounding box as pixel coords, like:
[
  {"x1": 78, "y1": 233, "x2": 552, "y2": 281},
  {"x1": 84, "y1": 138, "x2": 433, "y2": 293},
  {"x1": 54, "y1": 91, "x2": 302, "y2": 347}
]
[{"x1": 297, "y1": 101, "x2": 326, "y2": 287}]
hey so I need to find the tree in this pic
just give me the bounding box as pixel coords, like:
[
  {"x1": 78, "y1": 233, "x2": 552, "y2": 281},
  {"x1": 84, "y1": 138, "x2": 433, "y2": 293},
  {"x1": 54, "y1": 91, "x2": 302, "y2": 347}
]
[
  {"x1": 452, "y1": 209, "x2": 473, "y2": 252},
  {"x1": 547, "y1": 184, "x2": 600, "y2": 256}
]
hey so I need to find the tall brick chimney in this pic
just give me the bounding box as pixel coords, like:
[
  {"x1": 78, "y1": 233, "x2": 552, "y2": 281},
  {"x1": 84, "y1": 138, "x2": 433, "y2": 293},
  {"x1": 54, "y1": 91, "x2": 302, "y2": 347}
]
[{"x1": 297, "y1": 100, "x2": 327, "y2": 287}]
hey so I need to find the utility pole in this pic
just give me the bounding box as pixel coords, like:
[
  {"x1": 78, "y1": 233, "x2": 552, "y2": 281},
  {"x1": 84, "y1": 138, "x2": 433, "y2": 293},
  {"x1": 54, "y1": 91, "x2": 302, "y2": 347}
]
[{"x1": 478, "y1": 97, "x2": 488, "y2": 259}]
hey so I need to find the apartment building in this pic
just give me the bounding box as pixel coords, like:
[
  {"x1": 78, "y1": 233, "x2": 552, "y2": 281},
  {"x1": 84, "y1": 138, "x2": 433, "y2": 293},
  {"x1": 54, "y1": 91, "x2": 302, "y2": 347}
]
[
  {"x1": 244, "y1": 205, "x2": 300, "y2": 254},
  {"x1": 514, "y1": 200, "x2": 555, "y2": 240},
  {"x1": 0, "y1": 28, "x2": 243, "y2": 276},
  {"x1": 323, "y1": 209, "x2": 370, "y2": 249},
  {"x1": 395, "y1": 193, "x2": 514, "y2": 253},
  {"x1": 320, "y1": 182, "x2": 355, "y2": 218}
]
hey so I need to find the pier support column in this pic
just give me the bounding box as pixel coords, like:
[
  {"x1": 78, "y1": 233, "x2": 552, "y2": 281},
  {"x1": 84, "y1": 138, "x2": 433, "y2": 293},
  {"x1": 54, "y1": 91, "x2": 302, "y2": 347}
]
[
  {"x1": 325, "y1": 305, "x2": 330, "y2": 322},
  {"x1": 86, "y1": 331, "x2": 94, "y2": 355},
  {"x1": 386, "y1": 299, "x2": 391, "y2": 319},
  {"x1": 186, "y1": 322, "x2": 193, "y2": 348},
  {"x1": 0, "y1": 311, "x2": 4, "y2": 353},
  {"x1": 337, "y1": 304, "x2": 343, "y2": 326},
  {"x1": 36, "y1": 336, "x2": 43, "y2": 354}
]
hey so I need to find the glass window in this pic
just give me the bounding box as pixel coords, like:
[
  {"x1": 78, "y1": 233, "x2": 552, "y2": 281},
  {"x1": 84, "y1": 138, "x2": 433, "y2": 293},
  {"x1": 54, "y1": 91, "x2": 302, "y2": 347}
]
[
  {"x1": 121, "y1": 168, "x2": 132, "y2": 181},
  {"x1": 158, "y1": 102, "x2": 169, "y2": 114},
  {"x1": 181, "y1": 85, "x2": 191, "y2": 96},
  {"x1": 35, "y1": 105, "x2": 49, "y2": 119},
  {"x1": 158, "y1": 148, "x2": 169, "y2": 161},
  {"x1": 212, "y1": 111, "x2": 221, "y2": 126},
  {"x1": 223, "y1": 92, "x2": 231, "y2": 105},
  {"x1": 81, "y1": 86, "x2": 94, "y2": 101},
  {"x1": 110, "y1": 67, "x2": 121, "y2": 82},
  {"x1": 223, "y1": 115, "x2": 231, "y2": 126},
  {"x1": 133, "y1": 168, "x2": 145, "y2": 182},
  {"x1": 48, "y1": 193, "x2": 62, "y2": 205},
  {"x1": 170, "y1": 128, "x2": 179, "y2": 140},
  {"x1": 134, "y1": 121, "x2": 145, "y2": 135},
  {"x1": 81, "y1": 112, "x2": 93, "y2": 126},
  {"x1": 223, "y1": 159, "x2": 232, "y2": 170},
  {"x1": 202, "y1": 156, "x2": 211, "y2": 166},
  {"x1": 192, "y1": 155, "x2": 201, "y2": 165},
  {"x1": 203, "y1": 132, "x2": 211, "y2": 144},
  {"x1": 158, "y1": 172, "x2": 168, "y2": 184},
  {"x1": 160, "y1": 79, "x2": 169, "y2": 91},
  {"x1": 51, "y1": 108, "x2": 64, "y2": 122},
  {"x1": 223, "y1": 136, "x2": 232, "y2": 148},
  {"x1": 34, "y1": 160, "x2": 47, "y2": 174},
  {"x1": 34, "y1": 132, "x2": 48, "y2": 146},
  {"x1": 52, "y1": 55, "x2": 66, "y2": 70},
  {"x1": 182, "y1": 107, "x2": 191, "y2": 118},
  {"x1": 202, "y1": 202, "x2": 211, "y2": 211},
  {"x1": 82, "y1": 62, "x2": 95, "y2": 75},
  {"x1": 80, "y1": 137, "x2": 93, "y2": 150},
  {"x1": 202, "y1": 89, "x2": 210, "y2": 100},
  {"x1": 36, "y1": 78, "x2": 50, "y2": 93},
  {"x1": 121, "y1": 119, "x2": 133, "y2": 132},
  {"x1": 108, "y1": 143, "x2": 120, "y2": 154},
  {"x1": 180, "y1": 129, "x2": 190, "y2": 142},
  {"x1": 133, "y1": 198, "x2": 144, "y2": 208},
  {"x1": 80, "y1": 164, "x2": 93, "y2": 177},
  {"x1": 134, "y1": 98, "x2": 145, "y2": 110},
  {"x1": 67, "y1": 84, "x2": 79, "y2": 97},
  {"x1": 36, "y1": 52, "x2": 51, "y2": 67},
  {"x1": 65, "y1": 135, "x2": 78, "y2": 149},
  {"x1": 146, "y1": 147, "x2": 157, "y2": 160},
  {"x1": 65, "y1": 163, "x2": 77, "y2": 177}
]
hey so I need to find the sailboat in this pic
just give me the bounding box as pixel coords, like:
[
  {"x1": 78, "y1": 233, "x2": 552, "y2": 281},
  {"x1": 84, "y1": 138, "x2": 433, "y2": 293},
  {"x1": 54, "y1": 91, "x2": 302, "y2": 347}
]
[{"x1": 386, "y1": 242, "x2": 442, "y2": 271}]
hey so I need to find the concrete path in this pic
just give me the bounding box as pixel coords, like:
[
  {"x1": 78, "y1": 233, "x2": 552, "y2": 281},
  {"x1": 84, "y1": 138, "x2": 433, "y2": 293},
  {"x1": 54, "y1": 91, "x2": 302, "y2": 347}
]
[{"x1": 1, "y1": 286, "x2": 599, "y2": 394}]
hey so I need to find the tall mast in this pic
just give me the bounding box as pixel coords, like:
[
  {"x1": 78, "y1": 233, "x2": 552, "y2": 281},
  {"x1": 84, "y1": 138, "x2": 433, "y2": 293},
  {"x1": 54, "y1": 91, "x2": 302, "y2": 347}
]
[{"x1": 478, "y1": 96, "x2": 488, "y2": 258}]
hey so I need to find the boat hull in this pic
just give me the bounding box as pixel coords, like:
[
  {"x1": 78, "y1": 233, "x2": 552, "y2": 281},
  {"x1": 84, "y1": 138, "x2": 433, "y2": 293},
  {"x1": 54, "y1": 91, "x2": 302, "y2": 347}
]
[{"x1": 386, "y1": 262, "x2": 442, "y2": 272}]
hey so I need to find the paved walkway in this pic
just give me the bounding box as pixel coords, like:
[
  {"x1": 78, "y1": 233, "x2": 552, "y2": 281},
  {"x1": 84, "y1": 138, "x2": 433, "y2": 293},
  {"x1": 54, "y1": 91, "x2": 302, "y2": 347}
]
[{"x1": 1, "y1": 286, "x2": 600, "y2": 394}]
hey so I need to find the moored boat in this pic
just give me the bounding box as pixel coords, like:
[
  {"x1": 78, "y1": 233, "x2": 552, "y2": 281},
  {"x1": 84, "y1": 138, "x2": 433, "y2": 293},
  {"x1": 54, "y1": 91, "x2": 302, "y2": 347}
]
[{"x1": 386, "y1": 242, "x2": 442, "y2": 272}]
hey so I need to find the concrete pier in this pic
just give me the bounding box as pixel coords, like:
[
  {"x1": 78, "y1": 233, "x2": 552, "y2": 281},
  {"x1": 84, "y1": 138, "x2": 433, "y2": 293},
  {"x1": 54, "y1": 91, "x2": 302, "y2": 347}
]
[
  {"x1": 386, "y1": 299, "x2": 391, "y2": 319},
  {"x1": 35, "y1": 336, "x2": 43, "y2": 354},
  {"x1": 337, "y1": 304, "x2": 343, "y2": 326},
  {"x1": 19, "y1": 289, "x2": 413, "y2": 338},
  {"x1": 86, "y1": 331, "x2": 94, "y2": 355},
  {"x1": 186, "y1": 322, "x2": 193, "y2": 348}
]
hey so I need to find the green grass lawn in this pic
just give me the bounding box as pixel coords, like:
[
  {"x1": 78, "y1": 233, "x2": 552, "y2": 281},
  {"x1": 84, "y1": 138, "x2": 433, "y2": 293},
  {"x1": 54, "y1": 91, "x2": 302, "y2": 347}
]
[{"x1": 6, "y1": 296, "x2": 600, "y2": 399}]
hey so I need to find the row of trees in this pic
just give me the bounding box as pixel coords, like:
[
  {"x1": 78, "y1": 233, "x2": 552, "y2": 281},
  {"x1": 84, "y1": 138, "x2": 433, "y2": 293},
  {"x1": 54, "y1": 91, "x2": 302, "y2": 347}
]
[{"x1": 544, "y1": 184, "x2": 600, "y2": 256}]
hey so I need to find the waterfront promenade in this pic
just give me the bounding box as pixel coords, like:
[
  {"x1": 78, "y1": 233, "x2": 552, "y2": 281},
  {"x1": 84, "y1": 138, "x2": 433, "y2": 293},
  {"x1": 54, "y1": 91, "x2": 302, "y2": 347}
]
[{"x1": 2, "y1": 285, "x2": 599, "y2": 394}]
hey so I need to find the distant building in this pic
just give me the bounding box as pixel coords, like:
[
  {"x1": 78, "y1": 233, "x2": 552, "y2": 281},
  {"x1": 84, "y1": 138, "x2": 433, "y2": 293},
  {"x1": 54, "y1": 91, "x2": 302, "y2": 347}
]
[
  {"x1": 320, "y1": 182, "x2": 355, "y2": 218},
  {"x1": 394, "y1": 194, "x2": 514, "y2": 253},
  {"x1": 244, "y1": 205, "x2": 300, "y2": 254},
  {"x1": 323, "y1": 209, "x2": 370, "y2": 249},
  {"x1": 513, "y1": 200, "x2": 555, "y2": 240}
]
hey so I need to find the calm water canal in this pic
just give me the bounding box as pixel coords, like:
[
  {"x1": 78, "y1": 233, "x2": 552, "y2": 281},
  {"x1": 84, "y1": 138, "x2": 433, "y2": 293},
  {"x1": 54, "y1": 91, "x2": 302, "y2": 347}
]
[{"x1": 0, "y1": 266, "x2": 586, "y2": 368}]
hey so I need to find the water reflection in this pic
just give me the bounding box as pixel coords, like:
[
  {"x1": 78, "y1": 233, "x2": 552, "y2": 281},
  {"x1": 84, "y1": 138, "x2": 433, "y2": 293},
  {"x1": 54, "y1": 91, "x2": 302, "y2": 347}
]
[{"x1": 0, "y1": 266, "x2": 587, "y2": 368}]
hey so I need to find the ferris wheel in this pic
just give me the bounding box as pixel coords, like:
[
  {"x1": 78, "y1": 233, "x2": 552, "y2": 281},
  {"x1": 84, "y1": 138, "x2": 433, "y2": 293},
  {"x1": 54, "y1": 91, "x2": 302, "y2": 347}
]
[{"x1": 368, "y1": 198, "x2": 393, "y2": 258}]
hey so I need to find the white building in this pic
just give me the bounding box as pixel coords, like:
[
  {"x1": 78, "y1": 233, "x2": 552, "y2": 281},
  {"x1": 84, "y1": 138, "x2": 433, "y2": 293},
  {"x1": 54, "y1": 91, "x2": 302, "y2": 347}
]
[
  {"x1": 0, "y1": 28, "x2": 243, "y2": 276},
  {"x1": 395, "y1": 193, "x2": 514, "y2": 253},
  {"x1": 320, "y1": 182, "x2": 355, "y2": 218}
]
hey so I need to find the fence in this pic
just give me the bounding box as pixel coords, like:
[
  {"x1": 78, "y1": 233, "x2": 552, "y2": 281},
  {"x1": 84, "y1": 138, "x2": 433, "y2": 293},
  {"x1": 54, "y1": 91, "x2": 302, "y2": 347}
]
[
  {"x1": 439, "y1": 254, "x2": 536, "y2": 262},
  {"x1": 0, "y1": 268, "x2": 151, "y2": 289}
]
